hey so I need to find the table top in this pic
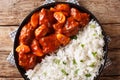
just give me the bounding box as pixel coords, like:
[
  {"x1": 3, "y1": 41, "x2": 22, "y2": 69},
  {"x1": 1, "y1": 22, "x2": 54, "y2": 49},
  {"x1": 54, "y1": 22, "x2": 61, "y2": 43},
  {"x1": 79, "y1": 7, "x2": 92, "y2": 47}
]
[{"x1": 0, "y1": 0, "x2": 120, "y2": 80}]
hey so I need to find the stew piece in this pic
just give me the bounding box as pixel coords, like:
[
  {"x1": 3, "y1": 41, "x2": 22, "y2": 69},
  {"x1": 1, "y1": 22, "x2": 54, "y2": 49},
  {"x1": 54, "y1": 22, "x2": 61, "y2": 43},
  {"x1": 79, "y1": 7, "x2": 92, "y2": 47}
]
[
  {"x1": 35, "y1": 24, "x2": 49, "y2": 39},
  {"x1": 63, "y1": 17, "x2": 79, "y2": 37},
  {"x1": 31, "y1": 12, "x2": 39, "y2": 28},
  {"x1": 56, "y1": 4, "x2": 70, "y2": 12},
  {"x1": 18, "y1": 53, "x2": 36, "y2": 70},
  {"x1": 39, "y1": 34, "x2": 61, "y2": 53},
  {"x1": 39, "y1": 8, "x2": 55, "y2": 27},
  {"x1": 71, "y1": 8, "x2": 89, "y2": 26},
  {"x1": 56, "y1": 33, "x2": 70, "y2": 46},
  {"x1": 31, "y1": 39, "x2": 44, "y2": 56},
  {"x1": 16, "y1": 44, "x2": 30, "y2": 54},
  {"x1": 53, "y1": 22, "x2": 64, "y2": 30},
  {"x1": 19, "y1": 23, "x2": 34, "y2": 45},
  {"x1": 54, "y1": 12, "x2": 66, "y2": 23},
  {"x1": 16, "y1": 3, "x2": 90, "y2": 70}
]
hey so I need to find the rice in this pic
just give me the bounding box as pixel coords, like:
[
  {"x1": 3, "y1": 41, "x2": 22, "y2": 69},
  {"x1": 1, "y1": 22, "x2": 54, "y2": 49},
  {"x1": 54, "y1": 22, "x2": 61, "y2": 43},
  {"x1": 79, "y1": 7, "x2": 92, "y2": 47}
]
[{"x1": 26, "y1": 20, "x2": 105, "y2": 80}]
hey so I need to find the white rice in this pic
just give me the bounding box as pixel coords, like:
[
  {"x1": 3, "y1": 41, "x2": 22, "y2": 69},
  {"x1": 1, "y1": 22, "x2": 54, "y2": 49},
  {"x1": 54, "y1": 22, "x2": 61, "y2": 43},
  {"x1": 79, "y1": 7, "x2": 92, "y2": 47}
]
[{"x1": 26, "y1": 20, "x2": 105, "y2": 80}]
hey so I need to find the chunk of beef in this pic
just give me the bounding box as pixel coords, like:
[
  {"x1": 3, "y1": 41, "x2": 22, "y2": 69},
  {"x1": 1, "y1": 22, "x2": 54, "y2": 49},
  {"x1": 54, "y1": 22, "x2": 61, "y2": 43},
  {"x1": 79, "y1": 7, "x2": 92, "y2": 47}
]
[{"x1": 39, "y1": 34, "x2": 61, "y2": 53}]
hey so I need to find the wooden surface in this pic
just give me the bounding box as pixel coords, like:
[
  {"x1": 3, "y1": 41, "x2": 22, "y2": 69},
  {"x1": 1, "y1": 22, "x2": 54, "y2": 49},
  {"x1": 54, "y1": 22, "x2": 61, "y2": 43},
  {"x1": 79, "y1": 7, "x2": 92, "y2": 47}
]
[{"x1": 0, "y1": 0, "x2": 120, "y2": 80}]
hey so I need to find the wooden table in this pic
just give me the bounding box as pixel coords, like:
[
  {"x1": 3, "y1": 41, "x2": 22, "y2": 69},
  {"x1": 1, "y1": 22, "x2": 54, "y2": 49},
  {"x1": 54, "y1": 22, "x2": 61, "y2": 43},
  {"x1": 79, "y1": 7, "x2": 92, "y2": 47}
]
[{"x1": 0, "y1": 0, "x2": 120, "y2": 80}]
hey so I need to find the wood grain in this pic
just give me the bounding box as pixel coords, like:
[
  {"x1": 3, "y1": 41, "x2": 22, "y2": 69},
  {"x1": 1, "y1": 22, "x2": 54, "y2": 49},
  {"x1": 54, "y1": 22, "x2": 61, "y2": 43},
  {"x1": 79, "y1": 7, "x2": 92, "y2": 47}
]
[
  {"x1": 99, "y1": 76, "x2": 120, "y2": 80},
  {"x1": 0, "y1": 78, "x2": 23, "y2": 80},
  {"x1": 0, "y1": 0, "x2": 120, "y2": 25},
  {"x1": 103, "y1": 24, "x2": 120, "y2": 37},
  {"x1": 108, "y1": 36, "x2": 120, "y2": 49},
  {"x1": 101, "y1": 49, "x2": 120, "y2": 76},
  {"x1": 0, "y1": 26, "x2": 17, "y2": 51}
]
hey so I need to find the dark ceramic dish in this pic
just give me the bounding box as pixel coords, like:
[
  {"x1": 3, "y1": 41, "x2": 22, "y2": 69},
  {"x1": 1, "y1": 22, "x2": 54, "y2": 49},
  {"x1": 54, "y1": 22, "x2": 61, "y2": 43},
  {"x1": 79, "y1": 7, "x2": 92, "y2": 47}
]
[{"x1": 14, "y1": 2, "x2": 108, "y2": 80}]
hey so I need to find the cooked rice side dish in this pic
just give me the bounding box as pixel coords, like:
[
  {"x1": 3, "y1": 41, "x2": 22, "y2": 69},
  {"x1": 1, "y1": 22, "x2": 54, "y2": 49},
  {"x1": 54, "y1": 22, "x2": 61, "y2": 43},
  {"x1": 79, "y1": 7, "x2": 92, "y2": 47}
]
[{"x1": 26, "y1": 20, "x2": 105, "y2": 80}]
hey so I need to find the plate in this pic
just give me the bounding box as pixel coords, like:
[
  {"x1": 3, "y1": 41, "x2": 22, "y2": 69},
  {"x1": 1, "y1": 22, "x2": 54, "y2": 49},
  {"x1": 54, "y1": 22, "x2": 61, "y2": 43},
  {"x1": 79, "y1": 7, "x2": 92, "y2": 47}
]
[{"x1": 14, "y1": 2, "x2": 108, "y2": 80}]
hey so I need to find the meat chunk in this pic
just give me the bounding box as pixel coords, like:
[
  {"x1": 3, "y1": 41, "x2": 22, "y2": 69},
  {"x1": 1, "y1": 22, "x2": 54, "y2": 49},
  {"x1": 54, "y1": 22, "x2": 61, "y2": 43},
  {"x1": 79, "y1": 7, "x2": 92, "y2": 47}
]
[
  {"x1": 71, "y1": 8, "x2": 82, "y2": 21},
  {"x1": 53, "y1": 22, "x2": 64, "y2": 30},
  {"x1": 19, "y1": 23, "x2": 34, "y2": 45},
  {"x1": 31, "y1": 39, "x2": 44, "y2": 56},
  {"x1": 51, "y1": 4, "x2": 70, "y2": 17},
  {"x1": 63, "y1": 17, "x2": 79, "y2": 37},
  {"x1": 50, "y1": 8, "x2": 69, "y2": 17},
  {"x1": 16, "y1": 44, "x2": 30, "y2": 54},
  {"x1": 39, "y1": 8, "x2": 55, "y2": 27},
  {"x1": 39, "y1": 34, "x2": 60, "y2": 53},
  {"x1": 53, "y1": 22, "x2": 64, "y2": 34},
  {"x1": 55, "y1": 4, "x2": 70, "y2": 12},
  {"x1": 31, "y1": 12, "x2": 39, "y2": 28},
  {"x1": 39, "y1": 8, "x2": 48, "y2": 25},
  {"x1": 71, "y1": 8, "x2": 89, "y2": 26},
  {"x1": 35, "y1": 24, "x2": 49, "y2": 39},
  {"x1": 56, "y1": 33, "x2": 70, "y2": 46},
  {"x1": 54, "y1": 12, "x2": 66, "y2": 23},
  {"x1": 79, "y1": 13, "x2": 90, "y2": 26},
  {"x1": 19, "y1": 53, "x2": 36, "y2": 70}
]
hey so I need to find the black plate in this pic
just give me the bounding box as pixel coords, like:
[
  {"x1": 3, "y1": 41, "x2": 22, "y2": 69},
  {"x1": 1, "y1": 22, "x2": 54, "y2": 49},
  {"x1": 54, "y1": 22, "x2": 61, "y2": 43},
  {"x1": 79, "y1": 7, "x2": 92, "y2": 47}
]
[{"x1": 14, "y1": 2, "x2": 108, "y2": 80}]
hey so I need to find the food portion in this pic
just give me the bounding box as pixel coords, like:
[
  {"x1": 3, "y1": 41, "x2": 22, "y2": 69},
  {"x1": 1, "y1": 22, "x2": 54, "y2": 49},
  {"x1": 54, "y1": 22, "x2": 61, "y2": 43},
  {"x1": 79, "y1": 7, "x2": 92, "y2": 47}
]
[
  {"x1": 39, "y1": 34, "x2": 61, "y2": 53},
  {"x1": 16, "y1": 3, "x2": 90, "y2": 70},
  {"x1": 26, "y1": 20, "x2": 105, "y2": 80}
]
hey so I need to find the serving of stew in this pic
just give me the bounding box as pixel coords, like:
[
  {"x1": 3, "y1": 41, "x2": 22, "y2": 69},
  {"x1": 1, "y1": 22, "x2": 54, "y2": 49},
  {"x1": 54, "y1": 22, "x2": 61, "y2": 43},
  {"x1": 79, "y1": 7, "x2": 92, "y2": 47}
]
[{"x1": 16, "y1": 3, "x2": 90, "y2": 70}]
